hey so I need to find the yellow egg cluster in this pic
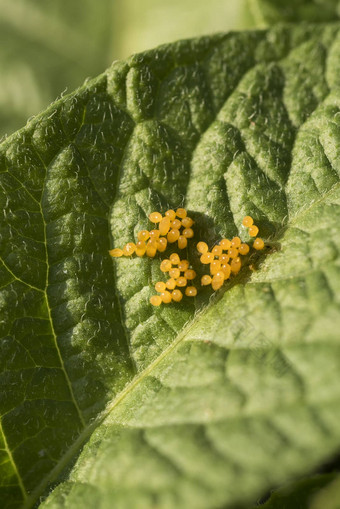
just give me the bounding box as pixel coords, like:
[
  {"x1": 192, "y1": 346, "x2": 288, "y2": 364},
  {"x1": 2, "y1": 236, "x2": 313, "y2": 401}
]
[
  {"x1": 198, "y1": 216, "x2": 265, "y2": 291},
  {"x1": 109, "y1": 208, "x2": 195, "y2": 259},
  {"x1": 109, "y1": 211, "x2": 266, "y2": 307},
  {"x1": 151, "y1": 254, "x2": 197, "y2": 306}
]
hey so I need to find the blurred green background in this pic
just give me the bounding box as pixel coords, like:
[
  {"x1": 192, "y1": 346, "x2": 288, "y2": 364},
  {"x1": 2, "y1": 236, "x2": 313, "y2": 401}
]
[{"x1": 1, "y1": 0, "x2": 339, "y2": 138}]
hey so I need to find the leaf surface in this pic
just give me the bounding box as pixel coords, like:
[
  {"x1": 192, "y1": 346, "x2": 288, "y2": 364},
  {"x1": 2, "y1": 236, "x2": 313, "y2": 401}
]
[
  {"x1": 0, "y1": 24, "x2": 340, "y2": 509},
  {"x1": 259, "y1": 473, "x2": 339, "y2": 508}
]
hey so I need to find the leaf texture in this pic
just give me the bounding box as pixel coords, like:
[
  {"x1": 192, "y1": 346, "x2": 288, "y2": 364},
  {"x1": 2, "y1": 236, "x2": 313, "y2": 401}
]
[{"x1": 0, "y1": 24, "x2": 340, "y2": 509}]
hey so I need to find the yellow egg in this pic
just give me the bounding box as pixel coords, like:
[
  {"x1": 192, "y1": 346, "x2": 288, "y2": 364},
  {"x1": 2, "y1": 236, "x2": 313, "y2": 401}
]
[
  {"x1": 231, "y1": 237, "x2": 241, "y2": 248},
  {"x1": 137, "y1": 230, "x2": 150, "y2": 241},
  {"x1": 212, "y1": 245, "x2": 222, "y2": 257},
  {"x1": 219, "y1": 253, "x2": 230, "y2": 263},
  {"x1": 176, "y1": 208, "x2": 187, "y2": 219},
  {"x1": 149, "y1": 212, "x2": 162, "y2": 223},
  {"x1": 176, "y1": 277, "x2": 187, "y2": 287},
  {"x1": 181, "y1": 217, "x2": 194, "y2": 228},
  {"x1": 165, "y1": 209, "x2": 176, "y2": 221},
  {"x1": 210, "y1": 260, "x2": 221, "y2": 275},
  {"x1": 166, "y1": 278, "x2": 177, "y2": 290},
  {"x1": 171, "y1": 219, "x2": 182, "y2": 229},
  {"x1": 169, "y1": 253, "x2": 180, "y2": 265},
  {"x1": 160, "y1": 291, "x2": 172, "y2": 304},
  {"x1": 135, "y1": 241, "x2": 146, "y2": 257},
  {"x1": 242, "y1": 216, "x2": 253, "y2": 227},
  {"x1": 109, "y1": 248, "x2": 123, "y2": 257},
  {"x1": 220, "y1": 239, "x2": 231, "y2": 250},
  {"x1": 178, "y1": 260, "x2": 189, "y2": 271},
  {"x1": 253, "y1": 237, "x2": 265, "y2": 250},
  {"x1": 123, "y1": 243, "x2": 136, "y2": 256},
  {"x1": 239, "y1": 243, "x2": 250, "y2": 255},
  {"x1": 249, "y1": 225, "x2": 259, "y2": 237},
  {"x1": 178, "y1": 235, "x2": 188, "y2": 249},
  {"x1": 167, "y1": 229, "x2": 180, "y2": 243},
  {"x1": 159, "y1": 217, "x2": 171, "y2": 236},
  {"x1": 146, "y1": 245, "x2": 157, "y2": 257},
  {"x1": 201, "y1": 275, "x2": 212, "y2": 286},
  {"x1": 183, "y1": 228, "x2": 194, "y2": 238},
  {"x1": 150, "y1": 295, "x2": 162, "y2": 306},
  {"x1": 169, "y1": 268, "x2": 180, "y2": 279},
  {"x1": 200, "y1": 252, "x2": 214, "y2": 264},
  {"x1": 149, "y1": 229, "x2": 160, "y2": 239},
  {"x1": 221, "y1": 263, "x2": 231, "y2": 278},
  {"x1": 160, "y1": 259, "x2": 172, "y2": 272},
  {"x1": 230, "y1": 257, "x2": 241, "y2": 273},
  {"x1": 155, "y1": 281, "x2": 166, "y2": 292},
  {"x1": 214, "y1": 271, "x2": 225, "y2": 282},
  {"x1": 172, "y1": 289, "x2": 183, "y2": 302},
  {"x1": 184, "y1": 269, "x2": 196, "y2": 280},
  {"x1": 185, "y1": 286, "x2": 197, "y2": 297},
  {"x1": 156, "y1": 238, "x2": 167, "y2": 252},
  {"x1": 197, "y1": 241, "x2": 208, "y2": 254},
  {"x1": 211, "y1": 274, "x2": 224, "y2": 291},
  {"x1": 228, "y1": 247, "x2": 239, "y2": 259}
]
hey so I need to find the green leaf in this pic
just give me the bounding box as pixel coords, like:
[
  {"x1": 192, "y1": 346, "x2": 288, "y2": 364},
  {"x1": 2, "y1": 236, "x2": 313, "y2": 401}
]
[
  {"x1": 259, "y1": 473, "x2": 339, "y2": 508},
  {"x1": 0, "y1": 0, "x2": 114, "y2": 137},
  {"x1": 310, "y1": 475, "x2": 340, "y2": 509},
  {"x1": 1, "y1": 23, "x2": 340, "y2": 509},
  {"x1": 246, "y1": 0, "x2": 340, "y2": 25}
]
